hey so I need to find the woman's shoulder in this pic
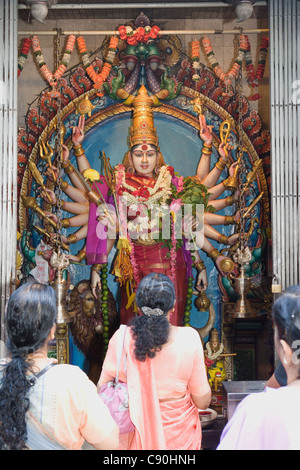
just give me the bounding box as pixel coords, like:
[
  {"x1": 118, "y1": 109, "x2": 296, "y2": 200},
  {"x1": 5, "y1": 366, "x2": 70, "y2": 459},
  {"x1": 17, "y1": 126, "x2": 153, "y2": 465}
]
[
  {"x1": 47, "y1": 363, "x2": 92, "y2": 385},
  {"x1": 172, "y1": 326, "x2": 202, "y2": 349},
  {"x1": 176, "y1": 326, "x2": 201, "y2": 341}
]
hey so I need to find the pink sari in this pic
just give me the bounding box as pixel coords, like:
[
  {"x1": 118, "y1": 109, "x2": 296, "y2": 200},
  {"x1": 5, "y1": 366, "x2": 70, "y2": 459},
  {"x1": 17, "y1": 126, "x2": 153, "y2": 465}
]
[{"x1": 99, "y1": 327, "x2": 201, "y2": 450}]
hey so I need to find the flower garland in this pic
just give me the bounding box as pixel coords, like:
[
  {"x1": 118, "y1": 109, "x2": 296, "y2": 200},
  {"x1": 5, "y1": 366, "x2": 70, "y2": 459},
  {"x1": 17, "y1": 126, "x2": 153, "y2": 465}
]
[
  {"x1": 18, "y1": 37, "x2": 31, "y2": 78},
  {"x1": 116, "y1": 165, "x2": 173, "y2": 207},
  {"x1": 114, "y1": 164, "x2": 179, "y2": 289},
  {"x1": 32, "y1": 34, "x2": 76, "y2": 87},
  {"x1": 202, "y1": 34, "x2": 248, "y2": 94},
  {"x1": 191, "y1": 40, "x2": 201, "y2": 82},
  {"x1": 77, "y1": 36, "x2": 118, "y2": 96},
  {"x1": 118, "y1": 24, "x2": 160, "y2": 45},
  {"x1": 244, "y1": 35, "x2": 269, "y2": 101}
]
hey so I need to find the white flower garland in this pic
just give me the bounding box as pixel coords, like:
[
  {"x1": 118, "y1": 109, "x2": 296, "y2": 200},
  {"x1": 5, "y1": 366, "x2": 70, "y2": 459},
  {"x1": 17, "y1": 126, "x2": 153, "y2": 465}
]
[{"x1": 206, "y1": 342, "x2": 224, "y2": 361}]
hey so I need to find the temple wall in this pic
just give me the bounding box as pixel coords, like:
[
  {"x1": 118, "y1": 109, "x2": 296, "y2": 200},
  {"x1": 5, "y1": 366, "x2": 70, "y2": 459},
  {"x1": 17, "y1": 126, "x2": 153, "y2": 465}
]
[{"x1": 17, "y1": 14, "x2": 270, "y2": 131}]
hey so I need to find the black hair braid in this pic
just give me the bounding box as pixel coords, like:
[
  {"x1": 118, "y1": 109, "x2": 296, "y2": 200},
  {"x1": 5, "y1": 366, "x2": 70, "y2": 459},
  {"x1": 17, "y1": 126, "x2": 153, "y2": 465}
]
[
  {"x1": 130, "y1": 272, "x2": 175, "y2": 361},
  {"x1": 130, "y1": 315, "x2": 170, "y2": 362},
  {"x1": 0, "y1": 353, "x2": 33, "y2": 450},
  {"x1": 0, "y1": 280, "x2": 57, "y2": 450}
]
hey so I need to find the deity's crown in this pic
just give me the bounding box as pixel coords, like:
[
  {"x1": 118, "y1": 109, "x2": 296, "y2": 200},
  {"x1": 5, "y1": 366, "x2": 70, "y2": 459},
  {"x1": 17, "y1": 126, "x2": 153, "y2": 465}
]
[{"x1": 129, "y1": 85, "x2": 159, "y2": 149}]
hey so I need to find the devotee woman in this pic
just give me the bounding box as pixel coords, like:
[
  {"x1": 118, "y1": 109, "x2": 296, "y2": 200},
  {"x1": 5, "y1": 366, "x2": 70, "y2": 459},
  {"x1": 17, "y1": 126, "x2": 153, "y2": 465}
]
[
  {"x1": 98, "y1": 272, "x2": 211, "y2": 450},
  {"x1": 217, "y1": 285, "x2": 300, "y2": 450},
  {"x1": 0, "y1": 280, "x2": 119, "y2": 450}
]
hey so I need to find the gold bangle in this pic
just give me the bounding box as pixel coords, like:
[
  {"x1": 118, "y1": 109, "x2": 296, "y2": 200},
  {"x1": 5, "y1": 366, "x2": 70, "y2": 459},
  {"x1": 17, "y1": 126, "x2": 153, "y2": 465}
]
[
  {"x1": 203, "y1": 143, "x2": 213, "y2": 149},
  {"x1": 61, "y1": 218, "x2": 70, "y2": 228},
  {"x1": 73, "y1": 145, "x2": 85, "y2": 157},
  {"x1": 202, "y1": 146, "x2": 213, "y2": 155},
  {"x1": 215, "y1": 159, "x2": 226, "y2": 171},
  {"x1": 225, "y1": 195, "x2": 234, "y2": 206},
  {"x1": 66, "y1": 233, "x2": 77, "y2": 245},
  {"x1": 208, "y1": 248, "x2": 220, "y2": 261},
  {"x1": 194, "y1": 260, "x2": 205, "y2": 272},
  {"x1": 56, "y1": 199, "x2": 65, "y2": 210},
  {"x1": 91, "y1": 263, "x2": 102, "y2": 274},
  {"x1": 218, "y1": 234, "x2": 229, "y2": 245},
  {"x1": 59, "y1": 180, "x2": 68, "y2": 191},
  {"x1": 224, "y1": 215, "x2": 236, "y2": 225},
  {"x1": 62, "y1": 162, "x2": 74, "y2": 174},
  {"x1": 77, "y1": 250, "x2": 86, "y2": 262}
]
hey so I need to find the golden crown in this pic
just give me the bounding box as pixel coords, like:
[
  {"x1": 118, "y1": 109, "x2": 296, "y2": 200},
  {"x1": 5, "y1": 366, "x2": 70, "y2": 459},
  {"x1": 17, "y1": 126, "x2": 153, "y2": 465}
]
[{"x1": 129, "y1": 85, "x2": 159, "y2": 148}]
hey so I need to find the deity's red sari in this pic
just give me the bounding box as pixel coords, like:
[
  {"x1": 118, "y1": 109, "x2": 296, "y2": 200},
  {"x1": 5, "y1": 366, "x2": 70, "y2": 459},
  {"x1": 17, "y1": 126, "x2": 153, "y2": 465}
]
[{"x1": 86, "y1": 170, "x2": 192, "y2": 326}]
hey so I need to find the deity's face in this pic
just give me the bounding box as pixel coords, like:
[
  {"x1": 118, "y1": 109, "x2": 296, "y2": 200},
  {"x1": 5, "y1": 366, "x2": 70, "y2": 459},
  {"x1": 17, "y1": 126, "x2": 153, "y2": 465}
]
[{"x1": 130, "y1": 144, "x2": 158, "y2": 178}]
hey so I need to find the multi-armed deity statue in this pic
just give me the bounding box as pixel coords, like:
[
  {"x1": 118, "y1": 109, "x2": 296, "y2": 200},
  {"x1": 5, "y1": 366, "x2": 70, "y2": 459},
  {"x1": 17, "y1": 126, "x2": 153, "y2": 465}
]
[{"x1": 17, "y1": 13, "x2": 270, "y2": 379}]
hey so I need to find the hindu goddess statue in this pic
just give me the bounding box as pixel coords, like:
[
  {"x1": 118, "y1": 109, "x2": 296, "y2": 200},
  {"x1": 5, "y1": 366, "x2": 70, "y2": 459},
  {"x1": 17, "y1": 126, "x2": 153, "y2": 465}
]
[{"x1": 42, "y1": 86, "x2": 241, "y2": 326}]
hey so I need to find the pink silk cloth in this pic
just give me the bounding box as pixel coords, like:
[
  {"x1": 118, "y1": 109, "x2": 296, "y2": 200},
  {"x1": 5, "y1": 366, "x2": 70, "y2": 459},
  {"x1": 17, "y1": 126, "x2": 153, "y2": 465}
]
[{"x1": 98, "y1": 327, "x2": 204, "y2": 450}]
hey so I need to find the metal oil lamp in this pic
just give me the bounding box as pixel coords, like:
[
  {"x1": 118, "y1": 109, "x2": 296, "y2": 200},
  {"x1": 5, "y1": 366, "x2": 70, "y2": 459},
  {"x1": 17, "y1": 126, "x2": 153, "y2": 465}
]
[
  {"x1": 50, "y1": 251, "x2": 72, "y2": 363},
  {"x1": 232, "y1": 246, "x2": 256, "y2": 318}
]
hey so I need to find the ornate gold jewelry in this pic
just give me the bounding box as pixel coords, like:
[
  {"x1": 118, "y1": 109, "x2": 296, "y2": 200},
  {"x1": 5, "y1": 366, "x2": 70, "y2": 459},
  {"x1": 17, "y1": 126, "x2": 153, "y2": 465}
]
[
  {"x1": 56, "y1": 198, "x2": 65, "y2": 209},
  {"x1": 215, "y1": 159, "x2": 226, "y2": 171},
  {"x1": 218, "y1": 234, "x2": 229, "y2": 245},
  {"x1": 225, "y1": 195, "x2": 235, "y2": 206},
  {"x1": 194, "y1": 260, "x2": 205, "y2": 272},
  {"x1": 66, "y1": 233, "x2": 77, "y2": 245},
  {"x1": 73, "y1": 144, "x2": 85, "y2": 157},
  {"x1": 62, "y1": 161, "x2": 74, "y2": 174},
  {"x1": 61, "y1": 218, "x2": 70, "y2": 228},
  {"x1": 60, "y1": 181, "x2": 68, "y2": 191},
  {"x1": 76, "y1": 249, "x2": 86, "y2": 261},
  {"x1": 91, "y1": 263, "x2": 102, "y2": 274},
  {"x1": 224, "y1": 215, "x2": 236, "y2": 225},
  {"x1": 202, "y1": 143, "x2": 213, "y2": 155},
  {"x1": 208, "y1": 248, "x2": 220, "y2": 261},
  {"x1": 129, "y1": 85, "x2": 159, "y2": 148},
  {"x1": 219, "y1": 258, "x2": 235, "y2": 273}
]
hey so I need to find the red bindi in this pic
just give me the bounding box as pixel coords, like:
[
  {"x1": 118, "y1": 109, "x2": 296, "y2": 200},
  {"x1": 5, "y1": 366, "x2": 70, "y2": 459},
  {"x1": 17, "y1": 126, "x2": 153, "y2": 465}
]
[{"x1": 141, "y1": 144, "x2": 148, "y2": 150}]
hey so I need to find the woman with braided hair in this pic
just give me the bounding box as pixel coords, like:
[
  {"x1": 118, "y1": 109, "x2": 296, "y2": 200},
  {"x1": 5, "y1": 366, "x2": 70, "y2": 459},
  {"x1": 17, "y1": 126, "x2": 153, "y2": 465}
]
[
  {"x1": 98, "y1": 272, "x2": 211, "y2": 450},
  {"x1": 0, "y1": 280, "x2": 119, "y2": 450}
]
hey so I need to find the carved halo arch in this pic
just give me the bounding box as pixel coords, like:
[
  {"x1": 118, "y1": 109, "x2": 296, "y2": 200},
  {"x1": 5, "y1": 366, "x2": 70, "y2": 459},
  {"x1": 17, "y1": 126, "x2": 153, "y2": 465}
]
[{"x1": 18, "y1": 84, "x2": 270, "y2": 347}]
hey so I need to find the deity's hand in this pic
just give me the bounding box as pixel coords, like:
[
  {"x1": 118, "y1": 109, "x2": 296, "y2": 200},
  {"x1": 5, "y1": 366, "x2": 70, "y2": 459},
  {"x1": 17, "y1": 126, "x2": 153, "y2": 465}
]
[
  {"x1": 62, "y1": 144, "x2": 69, "y2": 162},
  {"x1": 44, "y1": 211, "x2": 58, "y2": 224},
  {"x1": 97, "y1": 204, "x2": 119, "y2": 236},
  {"x1": 196, "y1": 268, "x2": 208, "y2": 291},
  {"x1": 227, "y1": 233, "x2": 240, "y2": 246},
  {"x1": 41, "y1": 188, "x2": 56, "y2": 205},
  {"x1": 91, "y1": 269, "x2": 101, "y2": 299},
  {"x1": 72, "y1": 115, "x2": 85, "y2": 147},
  {"x1": 218, "y1": 142, "x2": 232, "y2": 161},
  {"x1": 199, "y1": 114, "x2": 213, "y2": 145},
  {"x1": 229, "y1": 161, "x2": 239, "y2": 177}
]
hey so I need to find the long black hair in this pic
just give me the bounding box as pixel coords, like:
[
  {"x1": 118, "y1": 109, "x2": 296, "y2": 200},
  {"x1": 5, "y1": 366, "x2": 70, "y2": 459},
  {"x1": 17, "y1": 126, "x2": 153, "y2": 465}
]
[
  {"x1": 130, "y1": 273, "x2": 176, "y2": 362},
  {"x1": 0, "y1": 280, "x2": 57, "y2": 450}
]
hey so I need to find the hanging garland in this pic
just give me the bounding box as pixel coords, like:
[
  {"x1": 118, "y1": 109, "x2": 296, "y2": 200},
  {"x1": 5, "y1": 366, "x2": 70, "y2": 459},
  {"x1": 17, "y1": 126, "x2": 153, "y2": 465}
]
[
  {"x1": 32, "y1": 34, "x2": 76, "y2": 87},
  {"x1": 244, "y1": 35, "x2": 269, "y2": 101},
  {"x1": 191, "y1": 40, "x2": 201, "y2": 82},
  {"x1": 202, "y1": 34, "x2": 248, "y2": 95},
  {"x1": 118, "y1": 24, "x2": 160, "y2": 45},
  {"x1": 77, "y1": 36, "x2": 118, "y2": 97},
  {"x1": 18, "y1": 37, "x2": 31, "y2": 78}
]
